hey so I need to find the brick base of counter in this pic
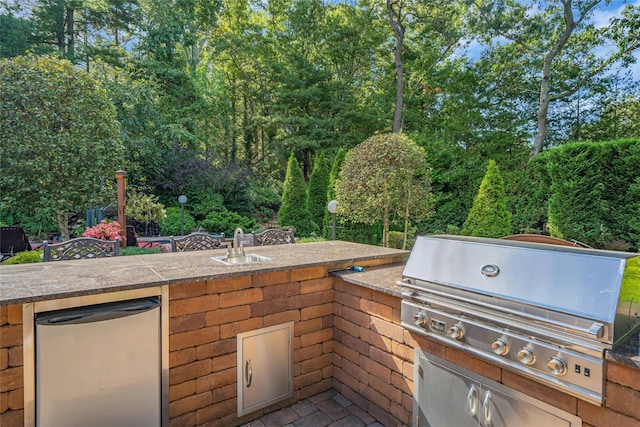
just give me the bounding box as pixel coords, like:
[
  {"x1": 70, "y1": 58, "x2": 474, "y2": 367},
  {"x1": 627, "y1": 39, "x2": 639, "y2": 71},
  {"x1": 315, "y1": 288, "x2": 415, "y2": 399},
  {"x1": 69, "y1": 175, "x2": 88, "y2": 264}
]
[
  {"x1": 331, "y1": 278, "x2": 640, "y2": 427},
  {"x1": 3, "y1": 257, "x2": 640, "y2": 427},
  {"x1": 166, "y1": 257, "x2": 398, "y2": 427},
  {"x1": 0, "y1": 305, "x2": 24, "y2": 427}
]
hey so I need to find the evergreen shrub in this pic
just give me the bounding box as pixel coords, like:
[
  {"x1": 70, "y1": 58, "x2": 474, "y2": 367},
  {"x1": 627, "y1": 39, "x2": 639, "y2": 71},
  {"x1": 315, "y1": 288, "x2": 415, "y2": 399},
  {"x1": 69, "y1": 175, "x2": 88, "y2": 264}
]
[
  {"x1": 544, "y1": 139, "x2": 640, "y2": 250},
  {"x1": 160, "y1": 207, "x2": 196, "y2": 236},
  {"x1": 306, "y1": 152, "x2": 330, "y2": 230},
  {"x1": 278, "y1": 153, "x2": 318, "y2": 237},
  {"x1": 461, "y1": 160, "x2": 511, "y2": 238},
  {"x1": 199, "y1": 210, "x2": 256, "y2": 236},
  {"x1": 2, "y1": 250, "x2": 42, "y2": 264}
]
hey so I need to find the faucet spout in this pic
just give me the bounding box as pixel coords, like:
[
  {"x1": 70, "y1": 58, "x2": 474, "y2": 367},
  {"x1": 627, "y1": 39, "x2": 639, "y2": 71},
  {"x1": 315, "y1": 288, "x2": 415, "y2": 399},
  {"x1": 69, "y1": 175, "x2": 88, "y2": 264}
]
[{"x1": 229, "y1": 228, "x2": 245, "y2": 257}]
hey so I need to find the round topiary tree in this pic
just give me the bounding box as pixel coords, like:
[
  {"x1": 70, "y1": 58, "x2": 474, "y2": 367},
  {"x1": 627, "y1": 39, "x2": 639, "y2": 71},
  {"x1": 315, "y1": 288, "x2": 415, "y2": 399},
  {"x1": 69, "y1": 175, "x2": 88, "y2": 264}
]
[
  {"x1": 461, "y1": 159, "x2": 512, "y2": 238},
  {"x1": 335, "y1": 133, "x2": 432, "y2": 248},
  {"x1": 0, "y1": 55, "x2": 124, "y2": 239},
  {"x1": 278, "y1": 153, "x2": 318, "y2": 236}
]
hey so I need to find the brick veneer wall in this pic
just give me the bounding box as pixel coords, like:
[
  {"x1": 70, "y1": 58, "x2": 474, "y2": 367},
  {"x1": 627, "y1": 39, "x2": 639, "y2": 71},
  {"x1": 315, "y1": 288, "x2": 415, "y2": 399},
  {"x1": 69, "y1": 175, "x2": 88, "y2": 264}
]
[{"x1": 0, "y1": 305, "x2": 24, "y2": 427}]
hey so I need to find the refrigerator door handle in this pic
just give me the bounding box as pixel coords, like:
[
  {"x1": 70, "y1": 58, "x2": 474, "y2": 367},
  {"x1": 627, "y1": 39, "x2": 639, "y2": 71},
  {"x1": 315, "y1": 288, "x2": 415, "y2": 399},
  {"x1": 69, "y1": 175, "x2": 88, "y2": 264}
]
[{"x1": 36, "y1": 297, "x2": 160, "y2": 325}]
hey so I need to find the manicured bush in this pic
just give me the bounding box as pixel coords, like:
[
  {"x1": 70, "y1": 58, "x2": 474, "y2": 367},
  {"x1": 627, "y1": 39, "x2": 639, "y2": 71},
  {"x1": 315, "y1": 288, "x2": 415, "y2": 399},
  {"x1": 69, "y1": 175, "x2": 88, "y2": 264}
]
[
  {"x1": 2, "y1": 250, "x2": 42, "y2": 264},
  {"x1": 508, "y1": 154, "x2": 551, "y2": 235},
  {"x1": 336, "y1": 133, "x2": 431, "y2": 247},
  {"x1": 120, "y1": 247, "x2": 162, "y2": 256},
  {"x1": 461, "y1": 159, "x2": 511, "y2": 238},
  {"x1": 544, "y1": 139, "x2": 640, "y2": 250},
  {"x1": 0, "y1": 55, "x2": 123, "y2": 239},
  {"x1": 160, "y1": 207, "x2": 196, "y2": 236},
  {"x1": 198, "y1": 210, "x2": 256, "y2": 236}
]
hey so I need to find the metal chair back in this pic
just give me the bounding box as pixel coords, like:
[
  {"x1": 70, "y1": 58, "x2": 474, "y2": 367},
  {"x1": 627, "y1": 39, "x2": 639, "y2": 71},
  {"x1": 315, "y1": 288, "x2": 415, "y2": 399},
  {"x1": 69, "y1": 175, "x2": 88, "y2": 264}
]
[
  {"x1": 170, "y1": 233, "x2": 227, "y2": 252},
  {"x1": 43, "y1": 237, "x2": 119, "y2": 261},
  {"x1": 252, "y1": 229, "x2": 295, "y2": 246}
]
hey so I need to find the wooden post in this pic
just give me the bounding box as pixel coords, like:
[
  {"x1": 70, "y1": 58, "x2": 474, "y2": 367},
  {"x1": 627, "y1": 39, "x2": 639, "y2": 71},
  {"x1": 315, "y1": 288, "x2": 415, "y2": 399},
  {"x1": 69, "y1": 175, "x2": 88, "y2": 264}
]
[{"x1": 116, "y1": 170, "x2": 127, "y2": 248}]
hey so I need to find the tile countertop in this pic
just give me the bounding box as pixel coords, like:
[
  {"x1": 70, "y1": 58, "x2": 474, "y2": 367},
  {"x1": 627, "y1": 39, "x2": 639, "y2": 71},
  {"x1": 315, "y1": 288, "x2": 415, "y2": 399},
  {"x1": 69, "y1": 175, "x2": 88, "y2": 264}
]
[
  {"x1": 333, "y1": 264, "x2": 640, "y2": 369},
  {"x1": 0, "y1": 241, "x2": 408, "y2": 306}
]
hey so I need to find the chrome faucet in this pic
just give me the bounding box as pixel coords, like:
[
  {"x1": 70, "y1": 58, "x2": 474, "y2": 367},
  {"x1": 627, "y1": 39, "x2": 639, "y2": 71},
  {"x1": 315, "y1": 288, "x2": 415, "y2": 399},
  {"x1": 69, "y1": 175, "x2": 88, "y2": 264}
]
[{"x1": 228, "y1": 227, "x2": 245, "y2": 257}]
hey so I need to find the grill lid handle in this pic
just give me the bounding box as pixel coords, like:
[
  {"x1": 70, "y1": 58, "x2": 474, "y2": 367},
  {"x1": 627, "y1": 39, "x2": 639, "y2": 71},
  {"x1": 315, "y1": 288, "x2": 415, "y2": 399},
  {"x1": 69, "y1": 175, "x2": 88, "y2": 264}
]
[{"x1": 587, "y1": 322, "x2": 604, "y2": 338}]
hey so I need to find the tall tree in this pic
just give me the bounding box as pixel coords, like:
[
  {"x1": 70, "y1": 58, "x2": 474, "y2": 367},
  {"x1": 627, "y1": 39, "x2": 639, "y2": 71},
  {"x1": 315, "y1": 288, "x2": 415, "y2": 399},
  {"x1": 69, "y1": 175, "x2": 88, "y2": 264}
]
[
  {"x1": 468, "y1": 0, "x2": 640, "y2": 156},
  {"x1": 384, "y1": 0, "x2": 464, "y2": 132},
  {"x1": 28, "y1": 0, "x2": 142, "y2": 65},
  {"x1": 386, "y1": 0, "x2": 406, "y2": 132}
]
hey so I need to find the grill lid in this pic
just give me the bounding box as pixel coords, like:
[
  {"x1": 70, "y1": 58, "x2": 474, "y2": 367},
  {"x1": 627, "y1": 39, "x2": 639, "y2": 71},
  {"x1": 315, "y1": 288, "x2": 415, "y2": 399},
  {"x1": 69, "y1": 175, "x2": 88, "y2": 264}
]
[{"x1": 403, "y1": 235, "x2": 640, "y2": 345}]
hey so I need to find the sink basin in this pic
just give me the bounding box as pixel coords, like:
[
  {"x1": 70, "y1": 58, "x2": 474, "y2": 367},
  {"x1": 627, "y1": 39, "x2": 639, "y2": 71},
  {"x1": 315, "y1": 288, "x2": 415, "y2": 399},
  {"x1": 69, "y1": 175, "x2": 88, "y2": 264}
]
[{"x1": 212, "y1": 254, "x2": 272, "y2": 265}]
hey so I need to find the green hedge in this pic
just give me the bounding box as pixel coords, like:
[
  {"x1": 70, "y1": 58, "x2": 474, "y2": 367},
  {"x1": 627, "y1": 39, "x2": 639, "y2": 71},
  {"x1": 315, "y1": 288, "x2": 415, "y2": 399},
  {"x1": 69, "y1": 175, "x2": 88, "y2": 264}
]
[{"x1": 540, "y1": 139, "x2": 640, "y2": 250}]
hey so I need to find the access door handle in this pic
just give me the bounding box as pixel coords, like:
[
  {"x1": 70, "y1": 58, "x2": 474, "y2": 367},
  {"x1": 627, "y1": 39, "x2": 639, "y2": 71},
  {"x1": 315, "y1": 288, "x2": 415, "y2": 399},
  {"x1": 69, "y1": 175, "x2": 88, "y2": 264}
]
[
  {"x1": 466, "y1": 384, "x2": 479, "y2": 418},
  {"x1": 245, "y1": 359, "x2": 252, "y2": 387},
  {"x1": 482, "y1": 391, "x2": 493, "y2": 426}
]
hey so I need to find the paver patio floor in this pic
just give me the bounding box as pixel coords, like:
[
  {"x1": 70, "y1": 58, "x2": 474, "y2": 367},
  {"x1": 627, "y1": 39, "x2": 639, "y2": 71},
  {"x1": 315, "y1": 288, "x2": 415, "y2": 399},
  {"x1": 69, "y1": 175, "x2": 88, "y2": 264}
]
[{"x1": 242, "y1": 389, "x2": 386, "y2": 427}]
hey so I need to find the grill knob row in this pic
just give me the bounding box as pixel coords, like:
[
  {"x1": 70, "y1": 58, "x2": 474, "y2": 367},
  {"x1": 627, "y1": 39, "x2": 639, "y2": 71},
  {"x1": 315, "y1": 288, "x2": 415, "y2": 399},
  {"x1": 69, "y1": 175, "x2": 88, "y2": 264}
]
[{"x1": 408, "y1": 310, "x2": 568, "y2": 377}]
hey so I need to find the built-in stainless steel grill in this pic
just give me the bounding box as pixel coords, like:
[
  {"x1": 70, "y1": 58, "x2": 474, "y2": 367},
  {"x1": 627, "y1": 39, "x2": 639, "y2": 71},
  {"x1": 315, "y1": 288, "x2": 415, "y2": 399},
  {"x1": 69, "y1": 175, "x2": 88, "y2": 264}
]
[{"x1": 400, "y1": 235, "x2": 640, "y2": 406}]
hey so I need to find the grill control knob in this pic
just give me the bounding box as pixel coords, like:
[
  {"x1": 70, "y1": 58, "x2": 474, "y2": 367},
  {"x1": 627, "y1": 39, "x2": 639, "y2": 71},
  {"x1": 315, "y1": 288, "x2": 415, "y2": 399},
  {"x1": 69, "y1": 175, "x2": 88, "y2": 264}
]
[
  {"x1": 491, "y1": 338, "x2": 510, "y2": 356},
  {"x1": 447, "y1": 323, "x2": 465, "y2": 340},
  {"x1": 547, "y1": 356, "x2": 567, "y2": 376},
  {"x1": 412, "y1": 312, "x2": 427, "y2": 327},
  {"x1": 517, "y1": 347, "x2": 536, "y2": 365}
]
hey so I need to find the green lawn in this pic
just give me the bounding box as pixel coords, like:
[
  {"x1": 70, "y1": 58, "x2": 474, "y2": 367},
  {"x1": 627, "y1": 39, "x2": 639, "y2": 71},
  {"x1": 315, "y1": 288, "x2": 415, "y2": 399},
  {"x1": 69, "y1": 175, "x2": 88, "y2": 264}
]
[{"x1": 620, "y1": 256, "x2": 640, "y2": 302}]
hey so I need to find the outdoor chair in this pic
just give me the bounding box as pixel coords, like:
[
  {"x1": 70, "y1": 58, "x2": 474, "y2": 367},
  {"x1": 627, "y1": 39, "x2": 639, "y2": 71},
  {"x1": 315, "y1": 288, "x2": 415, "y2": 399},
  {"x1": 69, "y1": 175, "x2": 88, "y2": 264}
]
[
  {"x1": 171, "y1": 233, "x2": 227, "y2": 252},
  {"x1": 252, "y1": 229, "x2": 295, "y2": 246},
  {"x1": 126, "y1": 225, "x2": 138, "y2": 247},
  {"x1": 43, "y1": 237, "x2": 120, "y2": 261},
  {"x1": 0, "y1": 226, "x2": 33, "y2": 262}
]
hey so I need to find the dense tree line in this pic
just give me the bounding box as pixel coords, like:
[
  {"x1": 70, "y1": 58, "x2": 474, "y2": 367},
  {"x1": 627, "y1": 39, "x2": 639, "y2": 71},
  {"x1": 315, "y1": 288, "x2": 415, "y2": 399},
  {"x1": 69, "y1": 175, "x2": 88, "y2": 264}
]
[{"x1": 1, "y1": 0, "x2": 639, "y2": 247}]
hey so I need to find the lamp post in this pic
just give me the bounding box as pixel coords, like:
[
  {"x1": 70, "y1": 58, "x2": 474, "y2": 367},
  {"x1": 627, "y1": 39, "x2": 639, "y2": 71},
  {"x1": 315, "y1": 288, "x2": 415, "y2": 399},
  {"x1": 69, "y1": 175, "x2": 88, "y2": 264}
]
[
  {"x1": 178, "y1": 195, "x2": 187, "y2": 236},
  {"x1": 327, "y1": 200, "x2": 338, "y2": 241}
]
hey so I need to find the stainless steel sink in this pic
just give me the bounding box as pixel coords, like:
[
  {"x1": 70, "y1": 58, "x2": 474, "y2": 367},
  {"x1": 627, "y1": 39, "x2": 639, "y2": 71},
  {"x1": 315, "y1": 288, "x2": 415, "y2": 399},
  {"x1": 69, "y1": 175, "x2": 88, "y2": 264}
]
[{"x1": 212, "y1": 254, "x2": 272, "y2": 265}]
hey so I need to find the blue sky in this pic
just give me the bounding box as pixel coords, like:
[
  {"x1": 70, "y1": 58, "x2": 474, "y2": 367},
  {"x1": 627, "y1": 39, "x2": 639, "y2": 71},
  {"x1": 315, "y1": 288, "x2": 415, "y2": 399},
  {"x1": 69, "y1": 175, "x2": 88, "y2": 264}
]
[
  {"x1": 593, "y1": 0, "x2": 639, "y2": 80},
  {"x1": 461, "y1": 0, "x2": 640, "y2": 80}
]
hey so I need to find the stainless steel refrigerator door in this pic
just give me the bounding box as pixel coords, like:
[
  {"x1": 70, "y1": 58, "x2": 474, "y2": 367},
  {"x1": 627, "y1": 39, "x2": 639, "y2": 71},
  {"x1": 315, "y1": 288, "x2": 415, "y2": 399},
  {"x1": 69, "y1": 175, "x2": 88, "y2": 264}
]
[{"x1": 35, "y1": 298, "x2": 161, "y2": 427}]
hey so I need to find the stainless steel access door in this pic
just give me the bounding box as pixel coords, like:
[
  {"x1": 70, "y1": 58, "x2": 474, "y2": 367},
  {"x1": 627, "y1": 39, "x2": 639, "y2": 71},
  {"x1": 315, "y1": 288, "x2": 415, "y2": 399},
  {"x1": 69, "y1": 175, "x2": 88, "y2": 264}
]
[
  {"x1": 414, "y1": 350, "x2": 582, "y2": 427},
  {"x1": 237, "y1": 322, "x2": 294, "y2": 416},
  {"x1": 35, "y1": 297, "x2": 161, "y2": 427}
]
